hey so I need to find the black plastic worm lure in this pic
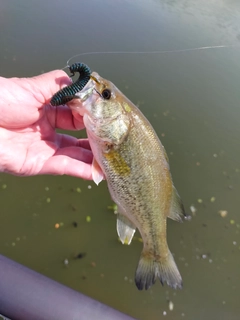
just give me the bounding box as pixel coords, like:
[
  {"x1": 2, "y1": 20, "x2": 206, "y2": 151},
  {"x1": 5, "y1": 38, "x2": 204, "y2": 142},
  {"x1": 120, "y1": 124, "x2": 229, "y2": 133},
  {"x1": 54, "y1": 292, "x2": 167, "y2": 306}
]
[{"x1": 50, "y1": 62, "x2": 91, "y2": 106}]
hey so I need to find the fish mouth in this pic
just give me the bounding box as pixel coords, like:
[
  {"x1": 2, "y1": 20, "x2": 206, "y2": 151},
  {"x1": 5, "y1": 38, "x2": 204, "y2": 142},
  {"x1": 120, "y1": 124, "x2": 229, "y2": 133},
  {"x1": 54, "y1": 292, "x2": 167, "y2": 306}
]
[
  {"x1": 90, "y1": 74, "x2": 100, "y2": 84},
  {"x1": 90, "y1": 74, "x2": 103, "y2": 97},
  {"x1": 74, "y1": 72, "x2": 101, "y2": 101},
  {"x1": 67, "y1": 71, "x2": 101, "y2": 116},
  {"x1": 66, "y1": 78, "x2": 95, "y2": 115},
  {"x1": 74, "y1": 78, "x2": 95, "y2": 102}
]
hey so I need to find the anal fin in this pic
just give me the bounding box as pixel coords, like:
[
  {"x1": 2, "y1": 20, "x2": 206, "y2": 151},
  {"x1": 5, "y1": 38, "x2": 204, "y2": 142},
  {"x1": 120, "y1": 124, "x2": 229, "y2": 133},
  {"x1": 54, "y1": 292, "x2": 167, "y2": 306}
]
[{"x1": 117, "y1": 214, "x2": 136, "y2": 245}]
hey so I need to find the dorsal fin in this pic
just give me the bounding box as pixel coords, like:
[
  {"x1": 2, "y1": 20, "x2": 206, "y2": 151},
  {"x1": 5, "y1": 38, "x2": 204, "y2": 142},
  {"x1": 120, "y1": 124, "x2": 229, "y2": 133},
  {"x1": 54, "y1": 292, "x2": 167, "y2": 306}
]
[{"x1": 168, "y1": 186, "x2": 186, "y2": 222}]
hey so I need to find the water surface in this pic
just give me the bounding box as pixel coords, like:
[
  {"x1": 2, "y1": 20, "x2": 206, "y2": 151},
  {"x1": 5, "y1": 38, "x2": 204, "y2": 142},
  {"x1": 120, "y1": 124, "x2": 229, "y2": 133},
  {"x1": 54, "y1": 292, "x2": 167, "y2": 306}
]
[{"x1": 1, "y1": 1, "x2": 240, "y2": 319}]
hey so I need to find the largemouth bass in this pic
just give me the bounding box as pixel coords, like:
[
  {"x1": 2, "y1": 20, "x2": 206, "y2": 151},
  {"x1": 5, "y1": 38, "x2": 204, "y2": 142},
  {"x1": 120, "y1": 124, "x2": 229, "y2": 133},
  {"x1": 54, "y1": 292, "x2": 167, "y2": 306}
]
[{"x1": 67, "y1": 72, "x2": 185, "y2": 290}]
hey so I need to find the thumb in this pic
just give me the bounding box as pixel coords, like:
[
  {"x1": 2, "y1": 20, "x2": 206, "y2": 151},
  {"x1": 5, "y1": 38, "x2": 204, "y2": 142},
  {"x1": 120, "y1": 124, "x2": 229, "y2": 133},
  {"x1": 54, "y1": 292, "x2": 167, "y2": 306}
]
[{"x1": 31, "y1": 70, "x2": 72, "y2": 104}]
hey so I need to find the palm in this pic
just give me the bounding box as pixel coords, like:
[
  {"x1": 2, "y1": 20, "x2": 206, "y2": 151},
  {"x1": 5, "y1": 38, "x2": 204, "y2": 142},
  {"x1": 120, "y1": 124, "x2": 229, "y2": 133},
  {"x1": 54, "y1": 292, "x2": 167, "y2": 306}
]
[{"x1": 0, "y1": 70, "x2": 93, "y2": 179}]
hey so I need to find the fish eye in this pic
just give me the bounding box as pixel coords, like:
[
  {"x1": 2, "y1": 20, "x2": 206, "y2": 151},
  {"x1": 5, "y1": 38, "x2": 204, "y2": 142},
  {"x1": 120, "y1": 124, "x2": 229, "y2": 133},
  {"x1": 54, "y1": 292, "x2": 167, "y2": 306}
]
[{"x1": 101, "y1": 88, "x2": 111, "y2": 100}]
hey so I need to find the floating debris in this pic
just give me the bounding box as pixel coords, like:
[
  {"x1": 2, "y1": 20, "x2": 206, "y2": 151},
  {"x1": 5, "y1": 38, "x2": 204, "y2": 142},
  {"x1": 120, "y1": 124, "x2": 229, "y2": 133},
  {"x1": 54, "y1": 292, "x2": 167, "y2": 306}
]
[
  {"x1": 46, "y1": 197, "x2": 51, "y2": 203},
  {"x1": 107, "y1": 203, "x2": 118, "y2": 214},
  {"x1": 230, "y1": 219, "x2": 235, "y2": 225},
  {"x1": 63, "y1": 259, "x2": 69, "y2": 266},
  {"x1": 87, "y1": 185, "x2": 92, "y2": 189},
  {"x1": 74, "y1": 252, "x2": 86, "y2": 259},
  {"x1": 2, "y1": 184, "x2": 7, "y2": 189},
  {"x1": 76, "y1": 187, "x2": 81, "y2": 193},
  {"x1": 86, "y1": 216, "x2": 91, "y2": 223},
  {"x1": 213, "y1": 153, "x2": 218, "y2": 158},
  {"x1": 163, "y1": 311, "x2": 167, "y2": 316},
  {"x1": 218, "y1": 210, "x2": 228, "y2": 218},
  {"x1": 179, "y1": 256, "x2": 185, "y2": 262},
  {"x1": 55, "y1": 222, "x2": 64, "y2": 228},
  {"x1": 190, "y1": 205, "x2": 197, "y2": 215},
  {"x1": 45, "y1": 187, "x2": 49, "y2": 191},
  {"x1": 12, "y1": 242, "x2": 16, "y2": 247},
  {"x1": 196, "y1": 162, "x2": 200, "y2": 166},
  {"x1": 91, "y1": 261, "x2": 96, "y2": 267},
  {"x1": 197, "y1": 199, "x2": 203, "y2": 204},
  {"x1": 72, "y1": 221, "x2": 78, "y2": 228},
  {"x1": 210, "y1": 197, "x2": 216, "y2": 203},
  {"x1": 168, "y1": 300, "x2": 174, "y2": 311},
  {"x1": 233, "y1": 241, "x2": 237, "y2": 246},
  {"x1": 70, "y1": 204, "x2": 77, "y2": 211},
  {"x1": 132, "y1": 236, "x2": 143, "y2": 243}
]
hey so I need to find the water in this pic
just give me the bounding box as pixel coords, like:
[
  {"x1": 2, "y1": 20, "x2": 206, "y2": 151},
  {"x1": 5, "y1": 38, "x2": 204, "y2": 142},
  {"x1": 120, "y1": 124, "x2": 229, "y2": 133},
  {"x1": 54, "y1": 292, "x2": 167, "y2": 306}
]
[{"x1": 1, "y1": 0, "x2": 240, "y2": 319}]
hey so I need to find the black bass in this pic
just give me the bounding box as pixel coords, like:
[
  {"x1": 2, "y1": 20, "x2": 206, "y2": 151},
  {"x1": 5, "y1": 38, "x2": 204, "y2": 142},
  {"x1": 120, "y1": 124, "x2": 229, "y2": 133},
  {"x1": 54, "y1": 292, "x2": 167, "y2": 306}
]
[{"x1": 67, "y1": 72, "x2": 185, "y2": 290}]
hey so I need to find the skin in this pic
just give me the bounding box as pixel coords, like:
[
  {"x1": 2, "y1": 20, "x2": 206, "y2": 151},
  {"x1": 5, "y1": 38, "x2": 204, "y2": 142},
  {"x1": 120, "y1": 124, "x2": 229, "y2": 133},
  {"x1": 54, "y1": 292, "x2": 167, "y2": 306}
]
[{"x1": 0, "y1": 70, "x2": 93, "y2": 179}]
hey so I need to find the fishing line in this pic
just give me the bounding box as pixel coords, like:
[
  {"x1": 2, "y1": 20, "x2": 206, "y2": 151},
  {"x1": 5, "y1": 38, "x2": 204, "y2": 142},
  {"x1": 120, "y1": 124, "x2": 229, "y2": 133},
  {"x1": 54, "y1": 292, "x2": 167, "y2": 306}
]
[{"x1": 62, "y1": 44, "x2": 240, "y2": 71}]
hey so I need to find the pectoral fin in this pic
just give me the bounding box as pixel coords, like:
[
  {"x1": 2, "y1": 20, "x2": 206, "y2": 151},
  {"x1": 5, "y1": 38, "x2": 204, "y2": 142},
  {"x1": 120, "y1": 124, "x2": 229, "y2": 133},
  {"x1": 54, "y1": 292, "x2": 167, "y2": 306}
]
[
  {"x1": 168, "y1": 186, "x2": 186, "y2": 222},
  {"x1": 117, "y1": 214, "x2": 136, "y2": 245},
  {"x1": 92, "y1": 158, "x2": 104, "y2": 185}
]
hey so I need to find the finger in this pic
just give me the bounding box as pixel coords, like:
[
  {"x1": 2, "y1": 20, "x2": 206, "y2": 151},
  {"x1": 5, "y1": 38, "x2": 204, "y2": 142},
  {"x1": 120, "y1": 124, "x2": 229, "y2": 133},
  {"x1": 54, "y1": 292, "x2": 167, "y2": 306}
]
[
  {"x1": 57, "y1": 105, "x2": 85, "y2": 130},
  {"x1": 39, "y1": 156, "x2": 93, "y2": 180},
  {"x1": 58, "y1": 135, "x2": 92, "y2": 151},
  {"x1": 46, "y1": 104, "x2": 85, "y2": 130},
  {"x1": 77, "y1": 139, "x2": 91, "y2": 150},
  {"x1": 55, "y1": 146, "x2": 93, "y2": 164},
  {"x1": 31, "y1": 70, "x2": 72, "y2": 103}
]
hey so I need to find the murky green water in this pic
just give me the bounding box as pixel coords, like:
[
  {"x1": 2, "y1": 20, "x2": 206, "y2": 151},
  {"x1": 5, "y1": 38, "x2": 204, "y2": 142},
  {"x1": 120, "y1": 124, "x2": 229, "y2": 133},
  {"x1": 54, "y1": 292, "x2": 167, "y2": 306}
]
[{"x1": 1, "y1": 0, "x2": 240, "y2": 319}]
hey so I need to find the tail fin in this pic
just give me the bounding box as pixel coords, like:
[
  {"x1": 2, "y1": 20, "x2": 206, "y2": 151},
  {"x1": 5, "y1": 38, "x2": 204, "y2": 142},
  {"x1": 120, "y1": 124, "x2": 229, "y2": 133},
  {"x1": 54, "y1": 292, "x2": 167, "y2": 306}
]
[{"x1": 135, "y1": 250, "x2": 182, "y2": 290}]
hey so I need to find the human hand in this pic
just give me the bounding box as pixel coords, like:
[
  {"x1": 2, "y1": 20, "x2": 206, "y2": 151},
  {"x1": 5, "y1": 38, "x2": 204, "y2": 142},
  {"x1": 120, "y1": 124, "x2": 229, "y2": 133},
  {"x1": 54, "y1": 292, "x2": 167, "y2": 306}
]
[{"x1": 0, "y1": 70, "x2": 93, "y2": 179}]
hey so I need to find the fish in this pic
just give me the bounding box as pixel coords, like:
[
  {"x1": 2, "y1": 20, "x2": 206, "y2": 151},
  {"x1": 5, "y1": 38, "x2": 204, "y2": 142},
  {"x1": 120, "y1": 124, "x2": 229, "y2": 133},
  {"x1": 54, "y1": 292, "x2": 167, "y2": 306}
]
[{"x1": 67, "y1": 71, "x2": 185, "y2": 290}]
